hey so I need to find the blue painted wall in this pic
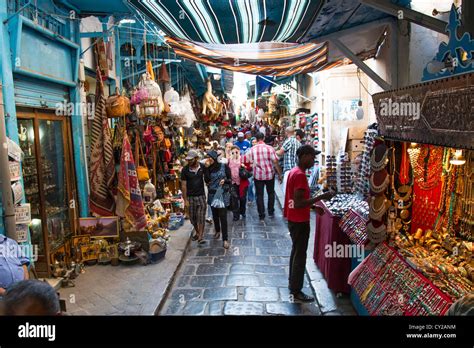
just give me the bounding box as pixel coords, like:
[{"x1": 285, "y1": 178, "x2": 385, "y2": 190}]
[{"x1": 0, "y1": 0, "x2": 89, "y2": 241}]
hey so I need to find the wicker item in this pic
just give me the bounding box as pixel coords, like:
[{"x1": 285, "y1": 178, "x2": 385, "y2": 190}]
[
  {"x1": 106, "y1": 87, "x2": 130, "y2": 118},
  {"x1": 137, "y1": 72, "x2": 164, "y2": 118}
]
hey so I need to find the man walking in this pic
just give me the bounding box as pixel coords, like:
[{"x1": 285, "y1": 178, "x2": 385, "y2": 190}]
[
  {"x1": 243, "y1": 132, "x2": 282, "y2": 221},
  {"x1": 277, "y1": 126, "x2": 302, "y2": 198},
  {"x1": 284, "y1": 145, "x2": 335, "y2": 301},
  {"x1": 181, "y1": 150, "x2": 207, "y2": 245}
]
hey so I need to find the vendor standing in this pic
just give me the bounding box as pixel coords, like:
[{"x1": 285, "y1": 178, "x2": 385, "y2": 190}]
[
  {"x1": 181, "y1": 150, "x2": 207, "y2": 245},
  {"x1": 0, "y1": 235, "x2": 30, "y2": 296},
  {"x1": 284, "y1": 145, "x2": 335, "y2": 302}
]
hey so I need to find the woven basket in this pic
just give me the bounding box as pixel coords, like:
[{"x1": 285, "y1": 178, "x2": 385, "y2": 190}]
[{"x1": 106, "y1": 88, "x2": 130, "y2": 118}]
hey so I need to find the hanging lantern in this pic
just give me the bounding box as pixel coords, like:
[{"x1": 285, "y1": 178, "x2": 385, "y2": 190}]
[{"x1": 158, "y1": 62, "x2": 170, "y2": 83}]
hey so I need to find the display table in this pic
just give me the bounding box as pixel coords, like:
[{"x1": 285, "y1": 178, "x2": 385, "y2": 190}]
[{"x1": 313, "y1": 201, "x2": 352, "y2": 294}]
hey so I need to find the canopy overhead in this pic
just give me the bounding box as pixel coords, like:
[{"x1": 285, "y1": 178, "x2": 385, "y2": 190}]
[
  {"x1": 166, "y1": 37, "x2": 330, "y2": 76},
  {"x1": 129, "y1": 0, "x2": 323, "y2": 44},
  {"x1": 128, "y1": 0, "x2": 412, "y2": 76}
]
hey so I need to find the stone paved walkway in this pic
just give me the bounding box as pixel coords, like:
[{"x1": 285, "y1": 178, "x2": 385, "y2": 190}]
[
  {"x1": 160, "y1": 194, "x2": 356, "y2": 316},
  {"x1": 59, "y1": 222, "x2": 193, "y2": 315}
]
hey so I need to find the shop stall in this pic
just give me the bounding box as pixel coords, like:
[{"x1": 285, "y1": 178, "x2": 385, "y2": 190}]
[
  {"x1": 312, "y1": 126, "x2": 376, "y2": 294},
  {"x1": 348, "y1": 72, "x2": 474, "y2": 315}
]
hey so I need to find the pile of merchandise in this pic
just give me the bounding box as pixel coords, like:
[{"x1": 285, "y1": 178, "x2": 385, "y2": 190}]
[
  {"x1": 337, "y1": 151, "x2": 353, "y2": 193},
  {"x1": 349, "y1": 243, "x2": 453, "y2": 315},
  {"x1": 340, "y1": 209, "x2": 369, "y2": 245},
  {"x1": 354, "y1": 127, "x2": 378, "y2": 197},
  {"x1": 324, "y1": 194, "x2": 368, "y2": 217}
]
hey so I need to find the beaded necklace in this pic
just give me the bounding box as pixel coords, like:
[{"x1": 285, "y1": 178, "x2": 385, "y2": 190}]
[{"x1": 413, "y1": 146, "x2": 443, "y2": 190}]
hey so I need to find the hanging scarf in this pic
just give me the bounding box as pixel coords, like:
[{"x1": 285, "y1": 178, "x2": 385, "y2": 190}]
[
  {"x1": 116, "y1": 134, "x2": 147, "y2": 231},
  {"x1": 89, "y1": 67, "x2": 116, "y2": 216}
]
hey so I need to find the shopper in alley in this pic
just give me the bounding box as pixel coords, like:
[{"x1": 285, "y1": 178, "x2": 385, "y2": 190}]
[
  {"x1": 243, "y1": 132, "x2": 282, "y2": 221},
  {"x1": 277, "y1": 126, "x2": 302, "y2": 198},
  {"x1": 228, "y1": 145, "x2": 247, "y2": 221},
  {"x1": 234, "y1": 131, "x2": 251, "y2": 155},
  {"x1": 284, "y1": 145, "x2": 335, "y2": 302},
  {"x1": 181, "y1": 149, "x2": 207, "y2": 245},
  {"x1": 204, "y1": 150, "x2": 232, "y2": 249}
]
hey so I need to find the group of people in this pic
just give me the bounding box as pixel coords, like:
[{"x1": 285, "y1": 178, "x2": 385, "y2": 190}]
[
  {"x1": 181, "y1": 128, "x2": 283, "y2": 250},
  {"x1": 181, "y1": 122, "x2": 329, "y2": 301}
]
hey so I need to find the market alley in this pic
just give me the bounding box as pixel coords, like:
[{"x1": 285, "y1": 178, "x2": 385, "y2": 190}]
[{"x1": 160, "y1": 200, "x2": 356, "y2": 316}]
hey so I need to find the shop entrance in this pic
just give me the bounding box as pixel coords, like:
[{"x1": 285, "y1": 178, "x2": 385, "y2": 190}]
[{"x1": 16, "y1": 108, "x2": 78, "y2": 277}]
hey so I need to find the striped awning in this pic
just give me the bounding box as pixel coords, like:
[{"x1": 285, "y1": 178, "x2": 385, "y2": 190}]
[
  {"x1": 165, "y1": 37, "x2": 334, "y2": 76},
  {"x1": 129, "y1": 0, "x2": 323, "y2": 44}
]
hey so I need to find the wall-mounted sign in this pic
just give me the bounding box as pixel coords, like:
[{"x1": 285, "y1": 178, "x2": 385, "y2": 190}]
[
  {"x1": 16, "y1": 224, "x2": 29, "y2": 243},
  {"x1": 7, "y1": 138, "x2": 23, "y2": 162},
  {"x1": 372, "y1": 73, "x2": 474, "y2": 150},
  {"x1": 15, "y1": 204, "x2": 31, "y2": 225},
  {"x1": 12, "y1": 182, "x2": 24, "y2": 204},
  {"x1": 333, "y1": 99, "x2": 361, "y2": 121},
  {"x1": 9, "y1": 161, "x2": 21, "y2": 181}
]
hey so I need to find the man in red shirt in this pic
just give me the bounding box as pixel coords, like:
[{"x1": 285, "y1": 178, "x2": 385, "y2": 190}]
[{"x1": 284, "y1": 145, "x2": 335, "y2": 302}]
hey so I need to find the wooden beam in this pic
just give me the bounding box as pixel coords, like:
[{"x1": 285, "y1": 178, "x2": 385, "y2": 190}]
[
  {"x1": 331, "y1": 38, "x2": 392, "y2": 91},
  {"x1": 361, "y1": 0, "x2": 448, "y2": 35}
]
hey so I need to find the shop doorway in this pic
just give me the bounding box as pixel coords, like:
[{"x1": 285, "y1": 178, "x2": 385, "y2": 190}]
[{"x1": 17, "y1": 108, "x2": 78, "y2": 277}]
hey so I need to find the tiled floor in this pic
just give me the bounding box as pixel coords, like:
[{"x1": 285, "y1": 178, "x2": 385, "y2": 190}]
[{"x1": 160, "y1": 197, "x2": 356, "y2": 316}]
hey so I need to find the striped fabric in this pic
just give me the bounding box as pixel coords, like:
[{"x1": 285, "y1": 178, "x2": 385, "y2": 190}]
[
  {"x1": 243, "y1": 142, "x2": 278, "y2": 181},
  {"x1": 130, "y1": 0, "x2": 324, "y2": 44},
  {"x1": 166, "y1": 37, "x2": 329, "y2": 76},
  {"x1": 88, "y1": 69, "x2": 116, "y2": 216}
]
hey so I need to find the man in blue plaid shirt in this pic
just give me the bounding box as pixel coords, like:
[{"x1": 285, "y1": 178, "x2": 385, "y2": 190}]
[{"x1": 277, "y1": 126, "x2": 302, "y2": 199}]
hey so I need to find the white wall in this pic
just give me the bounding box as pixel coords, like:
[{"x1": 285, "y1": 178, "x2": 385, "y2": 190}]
[
  {"x1": 306, "y1": 65, "x2": 373, "y2": 157},
  {"x1": 80, "y1": 16, "x2": 117, "y2": 81}
]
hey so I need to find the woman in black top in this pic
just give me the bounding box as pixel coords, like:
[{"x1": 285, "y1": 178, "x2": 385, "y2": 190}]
[{"x1": 204, "y1": 150, "x2": 232, "y2": 249}]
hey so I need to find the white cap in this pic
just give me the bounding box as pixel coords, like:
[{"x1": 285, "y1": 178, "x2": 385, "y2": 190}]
[{"x1": 237, "y1": 132, "x2": 244, "y2": 137}]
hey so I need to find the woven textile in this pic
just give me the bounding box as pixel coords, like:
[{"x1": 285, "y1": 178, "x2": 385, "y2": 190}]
[
  {"x1": 116, "y1": 134, "x2": 147, "y2": 231},
  {"x1": 88, "y1": 69, "x2": 116, "y2": 216}
]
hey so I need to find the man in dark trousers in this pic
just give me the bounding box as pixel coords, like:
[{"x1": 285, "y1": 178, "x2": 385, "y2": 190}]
[
  {"x1": 284, "y1": 145, "x2": 335, "y2": 302},
  {"x1": 181, "y1": 149, "x2": 207, "y2": 245}
]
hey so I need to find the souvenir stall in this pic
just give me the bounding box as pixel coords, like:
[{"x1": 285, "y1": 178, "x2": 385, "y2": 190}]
[
  {"x1": 313, "y1": 147, "x2": 371, "y2": 293},
  {"x1": 54, "y1": 50, "x2": 200, "y2": 280},
  {"x1": 348, "y1": 71, "x2": 474, "y2": 316}
]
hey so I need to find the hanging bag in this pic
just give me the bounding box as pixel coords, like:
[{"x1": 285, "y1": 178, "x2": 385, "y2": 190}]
[
  {"x1": 106, "y1": 87, "x2": 130, "y2": 118},
  {"x1": 211, "y1": 186, "x2": 226, "y2": 209},
  {"x1": 135, "y1": 134, "x2": 150, "y2": 182},
  {"x1": 239, "y1": 166, "x2": 252, "y2": 180}
]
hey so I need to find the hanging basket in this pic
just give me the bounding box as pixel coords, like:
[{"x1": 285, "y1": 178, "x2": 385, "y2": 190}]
[
  {"x1": 137, "y1": 73, "x2": 164, "y2": 118},
  {"x1": 106, "y1": 87, "x2": 130, "y2": 118}
]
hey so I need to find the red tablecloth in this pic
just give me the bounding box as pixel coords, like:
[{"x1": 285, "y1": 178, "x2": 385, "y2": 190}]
[{"x1": 313, "y1": 201, "x2": 352, "y2": 294}]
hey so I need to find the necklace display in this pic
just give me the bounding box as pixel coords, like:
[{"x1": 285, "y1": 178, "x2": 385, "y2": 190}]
[
  {"x1": 369, "y1": 195, "x2": 390, "y2": 220},
  {"x1": 370, "y1": 171, "x2": 389, "y2": 193},
  {"x1": 411, "y1": 145, "x2": 444, "y2": 232},
  {"x1": 367, "y1": 222, "x2": 387, "y2": 244},
  {"x1": 413, "y1": 145, "x2": 443, "y2": 190},
  {"x1": 458, "y1": 151, "x2": 473, "y2": 241},
  {"x1": 370, "y1": 144, "x2": 389, "y2": 172}
]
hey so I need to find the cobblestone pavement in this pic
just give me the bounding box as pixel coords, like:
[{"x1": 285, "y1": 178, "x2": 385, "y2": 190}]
[
  {"x1": 59, "y1": 222, "x2": 193, "y2": 315},
  {"x1": 160, "y1": 198, "x2": 356, "y2": 316}
]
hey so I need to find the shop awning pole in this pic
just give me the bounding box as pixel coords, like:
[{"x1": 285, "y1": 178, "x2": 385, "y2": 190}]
[{"x1": 0, "y1": 82, "x2": 16, "y2": 239}]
